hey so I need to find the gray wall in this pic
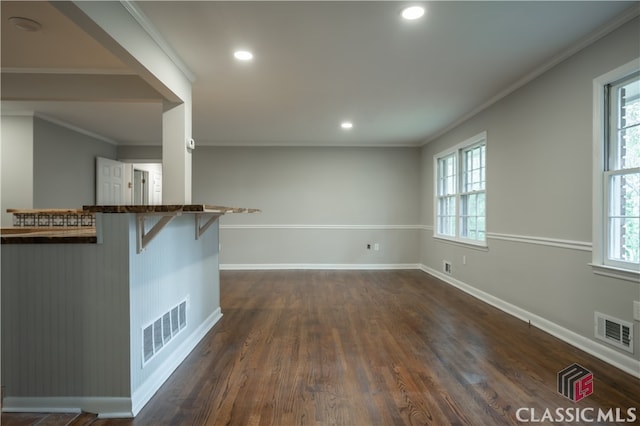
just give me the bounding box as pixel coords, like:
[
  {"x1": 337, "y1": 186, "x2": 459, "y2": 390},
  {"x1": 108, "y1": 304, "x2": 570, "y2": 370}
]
[
  {"x1": 127, "y1": 214, "x2": 220, "y2": 413},
  {"x1": 1, "y1": 220, "x2": 131, "y2": 399},
  {"x1": 193, "y1": 146, "x2": 422, "y2": 267},
  {"x1": 1, "y1": 213, "x2": 221, "y2": 416},
  {"x1": 33, "y1": 117, "x2": 117, "y2": 209},
  {"x1": 0, "y1": 115, "x2": 34, "y2": 226},
  {"x1": 420, "y1": 18, "x2": 640, "y2": 365},
  {"x1": 117, "y1": 144, "x2": 162, "y2": 161}
]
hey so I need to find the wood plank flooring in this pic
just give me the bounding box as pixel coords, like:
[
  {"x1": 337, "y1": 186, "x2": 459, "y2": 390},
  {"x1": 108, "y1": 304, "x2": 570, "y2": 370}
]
[{"x1": 3, "y1": 270, "x2": 639, "y2": 425}]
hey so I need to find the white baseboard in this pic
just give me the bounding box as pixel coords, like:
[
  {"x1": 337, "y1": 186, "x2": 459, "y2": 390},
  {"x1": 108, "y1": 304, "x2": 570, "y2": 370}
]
[
  {"x1": 2, "y1": 397, "x2": 132, "y2": 418},
  {"x1": 2, "y1": 308, "x2": 224, "y2": 418},
  {"x1": 220, "y1": 263, "x2": 421, "y2": 270},
  {"x1": 131, "y1": 307, "x2": 223, "y2": 416},
  {"x1": 418, "y1": 265, "x2": 640, "y2": 379}
]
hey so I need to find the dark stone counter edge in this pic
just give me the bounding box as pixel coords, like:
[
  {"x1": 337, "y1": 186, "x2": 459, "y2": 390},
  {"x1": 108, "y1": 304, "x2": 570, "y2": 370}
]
[
  {"x1": 1, "y1": 235, "x2": 97, "y2": 244},
  {"x1": 83, "y1": 205, "x2": 260, "y2": 213},
  {"x1": 84, "y1": 205, "x2": 197, "y2": 213},
  {"x1": 86, "y1": 205, "x2": 222, "y2": 213}
]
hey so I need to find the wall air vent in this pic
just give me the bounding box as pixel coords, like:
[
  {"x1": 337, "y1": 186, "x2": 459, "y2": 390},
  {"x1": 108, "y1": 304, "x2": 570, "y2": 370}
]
[
  {"x1": 142, "y1": 298, "x2": 189, "y2": 366},
  {"x1": 595, "y1": 312, "x2": 633, "y2": 353},
  {"x1": 443, "y1": 261, "x2": 453, "y2": 275}
]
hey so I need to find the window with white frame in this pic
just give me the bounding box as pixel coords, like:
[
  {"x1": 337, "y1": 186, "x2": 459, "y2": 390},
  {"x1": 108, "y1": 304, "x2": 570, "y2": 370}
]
[
  {"x1": 435, "y1": 132, "x2": 486, "y2": 245},
  {"x1": 605, "y1": 72, "x2": 640, "y2": 268},
  {"x1": 593, "y1": 60, "x2": 640, "y2": 279}
]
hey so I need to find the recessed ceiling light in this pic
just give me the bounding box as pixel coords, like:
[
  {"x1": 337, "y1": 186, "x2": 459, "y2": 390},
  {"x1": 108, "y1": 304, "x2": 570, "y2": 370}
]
[
  {"x1": 341, "y1": 121, "x2": 353, "y2": 130},
  {"x1": 234, "y1": 50, "x2": 254, "y2": 61},
  {"x1": 8, "y1": 16, "x2": 42, "y2": 32},
  {"x1": 401, "y1": 5, "x2": 425, "y2": 20}
]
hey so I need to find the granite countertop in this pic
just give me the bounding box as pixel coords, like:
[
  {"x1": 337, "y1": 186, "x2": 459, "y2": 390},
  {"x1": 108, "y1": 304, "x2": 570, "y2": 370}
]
[
  {"x1": 83, "y1": 205, "x2": 261, "y2": 214},
  {"x1": 2, "y1": 205, "x2": 259, "y2": 244},
  {"x1": 1, "y1": 227, "x2": 97, "y2": 244},
  {"x1": 7, "y1": 208, "x2": 86, "y2": 214}
]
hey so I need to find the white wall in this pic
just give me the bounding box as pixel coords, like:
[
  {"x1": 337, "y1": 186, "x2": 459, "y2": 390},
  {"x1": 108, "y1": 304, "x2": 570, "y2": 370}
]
[
  {"x1": 193, "y1": 146, "x2": 422, "y2": 268},
  {"x1": 420, "y1": 17, "x2": 640, "y2": 373},
  {"x1": 0, "y1": 115, "x2": 34, "y2": 226}
]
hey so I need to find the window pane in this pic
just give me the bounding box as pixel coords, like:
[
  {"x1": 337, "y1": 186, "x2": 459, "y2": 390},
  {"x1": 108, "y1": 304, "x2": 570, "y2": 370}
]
[
  {"x1": 460, "y1": 192, "x2": 485, "y2": 242},
  {"x1": 618, "y1": 127, "x2": 640, "y2": 169},
  {"x1": 478, "y1": 192, "x2": 486, "y2": 216},
  {"x1": 438, "y1": 154, "x2": 457, "y2": 196},
  {"x1": 610, "y1": 73, "x2": 640, "y2": 171},
  {"x1": 609, "y1": 217, "x2": 639, "y2": 263},
  {"x1": 463, "y1": 144, "x2": 486, "y2": 192},
  {"x1": 461, "y1": 143, "x2": 485, "y2": 242},
  {"x1": 608, "y1": 172, "x2": 640, "y2": 264},
  {"x1": 609, "y1": 173, "x2": 640, "y2": 217},
  {"x1": 438, "y1": 196, "x2": 456, "y2": 236},
  {"x1": 620, "y1": 78, "x2": 640, "y2": 128}
]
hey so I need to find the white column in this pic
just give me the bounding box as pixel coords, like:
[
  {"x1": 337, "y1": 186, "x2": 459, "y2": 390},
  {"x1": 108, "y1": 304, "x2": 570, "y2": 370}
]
[{"x1": 162, "y1": 102, "x2": 192, "y2": 204}]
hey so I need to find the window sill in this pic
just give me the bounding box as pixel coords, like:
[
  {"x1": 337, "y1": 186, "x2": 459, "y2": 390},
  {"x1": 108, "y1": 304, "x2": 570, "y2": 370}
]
[
  {"x1": 433, "y1": 235, "x2": 489, "y2": 251},
  {"x1": 589, "y1": 263, "x2": 640, "y2": 283}
]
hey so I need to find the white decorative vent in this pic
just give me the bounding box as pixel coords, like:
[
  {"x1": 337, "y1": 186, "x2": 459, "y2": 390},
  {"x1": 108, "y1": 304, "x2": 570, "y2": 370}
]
[
  {"x1": 142, "y1": 299, "x2": 188, "y2": 365},
  {"x1": 595, "y1": 312, "x2": 633, "y2": 353}
]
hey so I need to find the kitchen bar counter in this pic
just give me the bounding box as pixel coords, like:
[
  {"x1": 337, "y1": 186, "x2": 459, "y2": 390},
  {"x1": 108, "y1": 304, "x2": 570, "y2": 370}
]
[
  {"x1": 1, "y1": 203, "x2": 259, "y2": 417},
  {"x1": 1, "y1": 205, "x2": 259, "y2": 244},
  {"x1": 2, "y1": 208, "x2": 96, "y2": 243}
]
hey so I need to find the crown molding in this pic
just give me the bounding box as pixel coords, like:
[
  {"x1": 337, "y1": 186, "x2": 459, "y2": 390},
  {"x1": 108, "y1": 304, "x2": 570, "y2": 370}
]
[
  {"x1": 120, "y1": 1, "x2": 196, "y2": 83},
  {"x1": 422, "y1": 3, "x2": 640, "y2": 146},
  {"x1": 34, "y1": 113, "x2": 120, "y2": 145}
]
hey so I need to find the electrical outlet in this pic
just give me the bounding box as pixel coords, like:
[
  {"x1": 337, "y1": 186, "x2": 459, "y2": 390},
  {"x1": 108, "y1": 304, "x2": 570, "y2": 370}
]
[
  {"x1": 443, "y1": 261, "x2": 452, "y2": 275},
  {"x1": 633, "y1": 301, "x2": 640, "y2": 321},
  {"x1": 366, "y1": 243, "x2": 371, "y2": 250}
]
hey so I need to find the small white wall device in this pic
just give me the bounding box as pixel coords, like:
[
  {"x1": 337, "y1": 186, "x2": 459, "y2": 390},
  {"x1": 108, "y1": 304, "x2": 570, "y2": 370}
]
[{"x1": 187, "y1": 138, "x2": 196, "y2": 151}]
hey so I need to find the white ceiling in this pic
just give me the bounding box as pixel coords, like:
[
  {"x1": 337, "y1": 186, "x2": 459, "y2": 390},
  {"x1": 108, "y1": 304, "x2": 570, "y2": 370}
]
[{"x1": 1, "y1": 1, "x2": 637, "y2": 147}]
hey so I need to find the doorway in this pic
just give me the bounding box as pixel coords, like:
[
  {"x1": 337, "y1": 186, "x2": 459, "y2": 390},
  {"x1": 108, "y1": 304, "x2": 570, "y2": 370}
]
[
  {"x1": 96, "y1": 159, "x2": 162, "y2": 205},
  {"x1": 129, "y1": 162, "x2": 162, "y2": 205},
  {"x1": 133, "y1": 168, "x2": 149, "y2": 205}
]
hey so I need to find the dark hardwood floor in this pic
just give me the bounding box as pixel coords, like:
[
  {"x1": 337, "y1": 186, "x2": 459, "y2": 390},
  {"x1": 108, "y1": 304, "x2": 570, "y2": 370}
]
[{"x1": 3, "y1": 270, "x2": 639, "y2": 425}]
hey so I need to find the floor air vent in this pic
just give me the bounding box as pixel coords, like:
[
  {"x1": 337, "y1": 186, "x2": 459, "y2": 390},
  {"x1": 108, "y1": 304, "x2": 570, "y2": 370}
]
[
  {"x1": 143, "y1": 299, "x2": 188, "y2": 366},
  {"x1": 594, "y1": 312, "x2": 633, "y2": 353}
]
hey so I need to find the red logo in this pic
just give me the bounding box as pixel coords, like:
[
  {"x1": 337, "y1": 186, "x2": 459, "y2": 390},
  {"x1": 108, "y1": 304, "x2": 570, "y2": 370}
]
[{"x1": 557, "y1": 363, "x2": 593, "y2": 402}]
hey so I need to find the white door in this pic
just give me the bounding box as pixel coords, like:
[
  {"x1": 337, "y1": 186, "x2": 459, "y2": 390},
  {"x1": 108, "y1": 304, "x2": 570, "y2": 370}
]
[
  {"x1": 96, "y1": 157, "x2": 125, "y2": 205},
  {"x1": 149, "y1": 167, "x2": 162, "y2": 205}
]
